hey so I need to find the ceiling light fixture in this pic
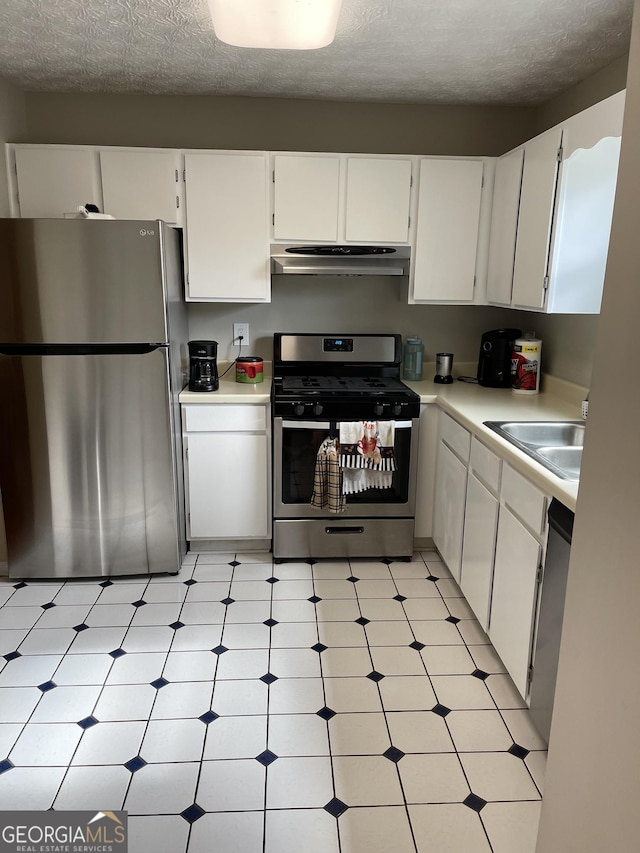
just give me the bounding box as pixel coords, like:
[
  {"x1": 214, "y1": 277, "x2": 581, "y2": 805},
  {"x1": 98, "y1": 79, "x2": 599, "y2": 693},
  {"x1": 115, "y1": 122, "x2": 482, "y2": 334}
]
[{"x1": 208, "y1": 0, "x2": 343, "y2": 50}]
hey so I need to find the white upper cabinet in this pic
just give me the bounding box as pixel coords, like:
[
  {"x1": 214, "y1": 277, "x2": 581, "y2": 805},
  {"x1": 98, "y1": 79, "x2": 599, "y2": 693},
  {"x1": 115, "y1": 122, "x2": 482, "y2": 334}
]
[
  {"x1": 410, "y1": 158, "x2": 488, "y2": 303},
  {"x1": 183, "y1": 151, "x2": 270, "y2": 302},
  {"x1": 344, "y1": 157, "x2": 412, "y2": 243},
  {"x1": 272, "y1": 152, "x2": 412, "y2": 244},
  {"x1": 13, "y1": 146, "x2": 103, "y2": 218},
  {"x1": 100, "y1": 150, "x2": 181, "y2": 224},
  {"x1": 273, "y1": 154, "x2": 341, "y2": 241},
  {"x1": 486, "y1": 148, "x2": 524, "y2": 306}
]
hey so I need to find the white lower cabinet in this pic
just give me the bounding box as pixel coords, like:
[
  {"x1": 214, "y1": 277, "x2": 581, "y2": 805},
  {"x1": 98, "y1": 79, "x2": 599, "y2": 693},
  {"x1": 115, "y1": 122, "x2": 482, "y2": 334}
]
[
  {"x1": 432, "y1": 412, "x2": 471, "y2": 582},
  {"x1": 460, "y1": 472, "x2": 499, "y2": 631},
  {"x1": 183, "y1": 404, "x2": 270, "y2": 541}
]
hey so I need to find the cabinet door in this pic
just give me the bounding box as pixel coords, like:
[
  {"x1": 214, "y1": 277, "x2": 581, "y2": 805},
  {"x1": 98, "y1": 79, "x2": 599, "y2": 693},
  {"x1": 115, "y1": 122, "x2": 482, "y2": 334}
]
[
  {"x1": 412, "y1": 159, "x2": 484, "y2": 302},
  {"x1": 489, "y1": 506, "x2": 541, "y2": 697},
  {"x1": 511, "y1": 127, "x2": 562, "y2": 310},
  {"x1": 345, "y1": 157, "x2": 412, "y2": 243},
  {"x1": 460, "y1": 473, "x2": 499, "y2": 630},
  {"x1": 432, "y1": 441, "x2": 468, "y2": 582},
  {"x1": 14, "y1": 147, "x2": 102, "y2": 218},
  {"x1": 184, "y1": 152, "x2": 269, "y2": 301},
  {"x1": 273, "y1": 155, "x2": 340, "y2": 241},
  {"x1": 187, "y1": 432, "x2": 269, "y2": 539},
  {"x1": 486, "y1": 148, "x2": 524, "y2": 306},
  {"x1": 100, "y1": 150, "x2": 180, "y2": 223}
]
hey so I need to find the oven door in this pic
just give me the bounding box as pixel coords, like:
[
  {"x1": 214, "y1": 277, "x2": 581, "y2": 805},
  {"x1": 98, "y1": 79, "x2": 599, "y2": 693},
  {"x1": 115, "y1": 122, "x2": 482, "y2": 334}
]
[{"x1": 273, "y1": 418, "x2": 418, "y2": 519}]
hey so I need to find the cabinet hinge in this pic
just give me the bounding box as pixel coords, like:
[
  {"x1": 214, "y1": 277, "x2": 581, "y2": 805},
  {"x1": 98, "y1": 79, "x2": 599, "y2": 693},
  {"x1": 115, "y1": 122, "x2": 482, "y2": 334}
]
[
  {"x1": 407, "y1": 215, "x2": 411, "y2": 229},
  {"x1": 175, "y1": 169, "x2": 179, "y2": 183},
  {"x1": 536, "y1": 562, "x2": 544, "y2": 584},
  {"x1": 526, "y1": 664, "x2": 534, "y2": 692},
  {"x1": 272, "y1": 213, "x2": 275, "y2": 226},
  {"x1": 272, "y1": 170, "x2": 275, "y2": 183},
  {"x1": 543, "y1": 275, "x2": 549, "y2": 291},
  {"x1": 556, "y1": 146, "x2": 563, "y2": 163},
  {"x1": 176, "y1": 196, "x2": 180, "y2": 209},
  {"x1": 410, "y1": 175, "x2": 413, "y2": 188},
  {"x1": 473, "y1": 274, "x2": 477, "y2": 289},
  {"x1": 183, "y1": 169, "x2": 186, "y2": 182},
  {"x1": 481, "y1": 174, "x2": 485, "y2": 188}
]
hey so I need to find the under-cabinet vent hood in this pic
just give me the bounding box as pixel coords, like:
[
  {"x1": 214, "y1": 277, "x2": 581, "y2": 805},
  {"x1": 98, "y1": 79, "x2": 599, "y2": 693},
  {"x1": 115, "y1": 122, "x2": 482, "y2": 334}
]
[{"x1": 270, "y1": 245, "x2": 410, "y2": 276}]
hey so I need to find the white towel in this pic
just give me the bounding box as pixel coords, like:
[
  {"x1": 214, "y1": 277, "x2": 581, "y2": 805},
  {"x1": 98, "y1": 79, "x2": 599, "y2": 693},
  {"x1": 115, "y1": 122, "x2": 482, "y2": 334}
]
[{"x1": 342, "y1": 468, "x2": 393, "y2": 495}]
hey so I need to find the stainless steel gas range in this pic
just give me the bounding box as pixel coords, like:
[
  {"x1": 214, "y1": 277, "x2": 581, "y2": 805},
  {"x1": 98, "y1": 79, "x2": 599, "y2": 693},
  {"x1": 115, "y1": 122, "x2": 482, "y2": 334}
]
[{"x1": 271, "y1": 333, "x2": 421, "y2": 560}]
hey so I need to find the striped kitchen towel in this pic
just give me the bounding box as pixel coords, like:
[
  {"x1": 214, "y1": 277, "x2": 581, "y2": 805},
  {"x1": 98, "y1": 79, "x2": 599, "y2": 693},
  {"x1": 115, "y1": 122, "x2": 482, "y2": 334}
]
[
  {"x1": 310, "y1": 437, "x2": 346, "y2": 514},
  {"x1": 339, "y1": 421, "x2": 396, "y2": 471}
]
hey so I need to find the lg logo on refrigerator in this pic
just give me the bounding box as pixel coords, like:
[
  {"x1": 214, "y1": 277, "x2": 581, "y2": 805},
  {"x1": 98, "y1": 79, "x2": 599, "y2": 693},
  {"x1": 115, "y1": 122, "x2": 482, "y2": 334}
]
[{"x1": 139, "y1": 228, "x2": 155, "y2": 237}]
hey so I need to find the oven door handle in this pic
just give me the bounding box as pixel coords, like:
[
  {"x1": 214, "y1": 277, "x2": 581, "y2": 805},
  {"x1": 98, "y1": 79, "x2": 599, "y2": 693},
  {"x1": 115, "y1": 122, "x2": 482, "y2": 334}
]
[{"x1": 279, "y1": 420, "x2": 414, "y2": 430}]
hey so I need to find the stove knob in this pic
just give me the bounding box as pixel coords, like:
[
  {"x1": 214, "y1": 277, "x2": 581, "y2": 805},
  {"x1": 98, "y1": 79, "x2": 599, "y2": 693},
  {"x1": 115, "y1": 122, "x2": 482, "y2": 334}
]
[
  {"x1": 313, "y1": 403, "x2": 324, "y2": 416},
  {"x1": 374, "y1": 402, "x2": 385, "y2": 417},
  {"x1": 392, "y1": 403, "x2": 403, "y2": 416},
  {"x1": 294, "y1": 403, "x2": 305, "y2": 416}
]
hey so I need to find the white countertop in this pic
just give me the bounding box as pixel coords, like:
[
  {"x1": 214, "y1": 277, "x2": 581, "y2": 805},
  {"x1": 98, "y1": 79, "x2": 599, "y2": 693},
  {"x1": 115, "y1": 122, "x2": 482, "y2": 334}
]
[
  {"x1": 404, "y1": 376, "x2": 582, "y2": 511},
  {"x1": 179, "y1": 378, "x2": 272, "y2": 404}
]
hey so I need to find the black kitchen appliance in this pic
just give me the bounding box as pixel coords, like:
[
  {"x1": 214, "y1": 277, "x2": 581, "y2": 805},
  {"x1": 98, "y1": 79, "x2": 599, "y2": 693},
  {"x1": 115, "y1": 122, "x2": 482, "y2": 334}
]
[
  {"x1": 188, "y1": 340, "x2": 219, "y2": 392},
  {"x1": 271, "y1": 333, "x2": 421, "y2": 561},
  {"x1": 477, "y1": 328, "x2": 522, "y2": 388}
]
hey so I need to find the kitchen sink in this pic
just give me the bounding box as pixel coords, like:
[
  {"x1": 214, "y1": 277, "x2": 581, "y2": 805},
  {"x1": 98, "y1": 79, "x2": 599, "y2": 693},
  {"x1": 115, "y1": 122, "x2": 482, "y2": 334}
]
[{"x1": 484, "y1": 420, "x2": 585, "y2": 481}]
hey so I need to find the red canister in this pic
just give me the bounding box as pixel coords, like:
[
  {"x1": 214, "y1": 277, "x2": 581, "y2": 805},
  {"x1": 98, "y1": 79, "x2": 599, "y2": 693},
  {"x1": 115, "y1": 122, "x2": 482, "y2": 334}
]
[{"x1": 235, "y1": 356, "x2": 264, "y2": 384}]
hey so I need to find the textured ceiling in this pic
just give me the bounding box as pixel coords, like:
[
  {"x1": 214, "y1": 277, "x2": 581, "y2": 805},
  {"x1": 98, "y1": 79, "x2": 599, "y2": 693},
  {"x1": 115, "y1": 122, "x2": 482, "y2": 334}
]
[{"x1": 0, "y1": 0, "x2": 633, "y2": 105}]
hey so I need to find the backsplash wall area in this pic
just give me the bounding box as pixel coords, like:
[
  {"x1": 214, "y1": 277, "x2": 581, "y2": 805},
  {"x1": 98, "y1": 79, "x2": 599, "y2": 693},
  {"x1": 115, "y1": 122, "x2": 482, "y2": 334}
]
[{"x1": 187, "y1": 277, "x2": 597, "y2": 388}]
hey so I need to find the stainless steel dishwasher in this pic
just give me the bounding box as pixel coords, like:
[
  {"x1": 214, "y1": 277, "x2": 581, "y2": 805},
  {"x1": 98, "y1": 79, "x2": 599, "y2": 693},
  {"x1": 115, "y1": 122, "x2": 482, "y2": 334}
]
[{"x1": 529, "y1": 498, "x2": 574, "y2": 744}]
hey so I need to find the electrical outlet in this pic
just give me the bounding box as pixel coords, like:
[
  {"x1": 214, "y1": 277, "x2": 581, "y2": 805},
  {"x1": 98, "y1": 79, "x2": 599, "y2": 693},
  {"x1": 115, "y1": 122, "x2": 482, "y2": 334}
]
[{"x1": 233, "y1": 322, "x2": 250, "y2": 347}]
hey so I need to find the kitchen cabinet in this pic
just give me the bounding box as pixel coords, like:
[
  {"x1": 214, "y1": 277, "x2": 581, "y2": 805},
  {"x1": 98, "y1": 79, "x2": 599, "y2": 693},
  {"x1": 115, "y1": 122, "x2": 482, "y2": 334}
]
[
  {"x1": 488, "y1": 90, "x2": 625, "y2": 313},
  {"x1": 99, "y1": 149, "x2": 181, "y2": 223},
  {"x1": 432, "y1": 411, "x2": 471, "y2": 582},
  {"x1": 183, "y1": 151, "x2": 270, "y2": 302},
  {"x1": 183, "y1": 404, "x2": 270, "y2": 540},
  {"x1": 489, "y1": 463, "x2": 548, "y2": 698},
  {"x1": 12, "y1": 146, "x2": 103, "y2": 218},
  {"x1": 459, "y1": 438, "x2": 501, "y2": 631},
  {"x1": 414, "y1": 404, "x2": 438, "y2": 540},
  {"x1": 272, "y1": 152, "x2": 413, "y2": 244},
  {"x1": 410, "y1": 158, "x2": 491, "y2": 304}
]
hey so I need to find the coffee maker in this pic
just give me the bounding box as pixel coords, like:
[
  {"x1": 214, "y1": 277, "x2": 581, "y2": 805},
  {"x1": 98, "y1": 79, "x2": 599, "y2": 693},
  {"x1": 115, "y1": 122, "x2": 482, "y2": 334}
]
[
  {"x1": 188, "y1": 340, "x2": 219, "y2": 392},
  {"x1": 477, "y1": 328, "x2": 522, "y2": 388}
]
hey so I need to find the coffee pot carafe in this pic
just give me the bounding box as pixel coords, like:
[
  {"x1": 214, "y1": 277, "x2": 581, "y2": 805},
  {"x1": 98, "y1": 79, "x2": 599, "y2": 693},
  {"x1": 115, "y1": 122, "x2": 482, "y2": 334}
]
[{"x1": 188, "y1": 340, "x2": 219, "y2": 392}]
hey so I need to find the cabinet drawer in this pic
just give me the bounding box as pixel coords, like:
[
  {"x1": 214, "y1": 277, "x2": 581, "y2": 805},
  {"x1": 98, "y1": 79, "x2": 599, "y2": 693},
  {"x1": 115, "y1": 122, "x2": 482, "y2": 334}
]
[
  {"x1": 501, "y1": 463, "x2": 547, "y2": 537},
  {"x1": 469, "y1": 437, "x2": 501, "y2": 494},
  {"x1": 184, "y1": 405, "x2": 267, "y2": 433},
  {"x1": 440, "y1": 412, "x2": 471, "y2": 462}
]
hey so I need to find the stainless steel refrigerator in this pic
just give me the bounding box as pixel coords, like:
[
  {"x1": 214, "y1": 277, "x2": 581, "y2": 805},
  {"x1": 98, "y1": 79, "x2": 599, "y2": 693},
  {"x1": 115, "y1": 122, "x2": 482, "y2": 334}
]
[{"x1": 0, "y1": 218, "x2": 188, "y2": 579}]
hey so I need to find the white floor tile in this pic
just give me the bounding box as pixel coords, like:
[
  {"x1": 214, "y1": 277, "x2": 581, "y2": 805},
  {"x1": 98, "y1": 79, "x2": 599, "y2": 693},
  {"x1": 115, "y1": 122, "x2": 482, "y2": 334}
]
[
  {"x1": 409, "y1": 803, "x2": 492, "y2": 853},
  {"x1": 501, "y1": 709, "x2": 548, "y2": 750},
  {"x1": 378, "y1": 676, "x2": 437, "y2": 711},
  {"x1": 365, "y1": 620, "x2": 415, "y2": 646},
  {"x1": 0, "y1": 628, "x2": 30, "y2": 655},
  {"x1": 191, "y1": 563, "x2": 235, "y2": 581},
  {"x1": 458, "y1": 752, "x2": 542, "y2": 801},
  {"x1": 389, "y1": 563, "x2": 433, "y2": 579},
  {"x1": 224, "y1": 600, "x2": 272, "y2": 624},
  {"x1": 197, "y1": 758, "x2": 266, "y2": 811},
  {"x1": 53, "y1": 652, "x2": 114, "y2": 686},
  {"x1": 421, "y1": 645, "x2": 476, "y2": 675},
  {"x1": 18, "y1": 628, "x2": 76, "y2": 655},
  {"x1": 317, "y1": 622, "x2": 367, "y2": 648},
  {"x1": 179, "y1": 602, "x2": 227, "y2": 625},
  {"x1": 68, "y1": 626, "x2": 128, "y2": 654},
  {"x1": 485, "y1": 674, "x2": 527, "y2": 710},
  {"x1": 30, "y1": 685, "x2": 102, "y2": 722},
  {"x1": 333, "y1": 755, "x2": 404, "y2": 806},
  {"x1": 0, "y1": 654, "x2": 63, "y2": 687},
  {"x1": 229, "y1": 563, "x2": 273, "y2": 580},
  {"x1": 203, "y1": 714, "x2": 267, "y2": 759},
  {"x1": 6, "y1": 585, "x2": 63, "y2": 606},
  {"x1": 313, "y1": 580, "x2": 358, "y2": 599},
  {"x1": 0, "y1": 606, "x2": 46, "y2": 630},
  {"x1": 0, "y1": 687, "x2": 42, "y2": 722},
  {"x1": 468, "y1": 644, "x2": 507, "y2": 674},
  {"x1": 314, "y1": 600, "x2": 361, "y2": 622},
  {"x1": 10, "y1": 722, "x2": 83, "y2": 766},
  {"x1": 266, "y1": 756, "x2": 333, "y2": 808},
  {"x1": 184, "y1": 582, "x2": 231, "y2": 603},
  {"x1": 357, "y1": 599, "x2": 407, "y2": 621},
  {"x1": 328, "y1": 712, "x2": 390, "y2": 755},
  {"x1": 97, "y1": 583, "x2": 148, "y2": 605},
  {"x1": 394, "y1": 579, "x2": 442, "y2": 599},
  {"x1": 270, "y1": 563, "x2": 313, "y2": 580},
  {"x1": 212, "y1": 679, "x2": 268, "y2": 715},
  {"x1": 269, "y1": 648, "x2": 322, "y2": 679},
  {"x1": 268, "y1": 677, "x2": 324, "y2": 715},
  {"x1": 162, "y1": 650, "x2": 218, "y2": 682},
  {"x1": 386, "y1": 710, "x2": 454, "y2": 753},
  {"x1": 189, "y1": 812, "x2": 264, "y2": 853},
  {"x1": 346, "y1": 561, "x2": 393, "y2": 579},
  {"x1": 125, "y1": 761, "x2": 200, "y2": 815},
  {"x1": 129, "y1": 815, "x2": 190, "y2": 853},
  {"x1": 410, "y1": 620, "x2": 464, "y2": 645},
  {"x1": 370, "y1": 646, "x2": 426, "y2": 676},
  {"x1": 435, "y1": 578, "x2": 464, "y2": 598},
  {"x1": 444, "y1": 597, "x2": 477, "y2": 620},
  {"x1": 72, "y1": 720, "x2": 146, "y2": 765},
  {"x1": 130, "y1": 603, "x2": 183, "y2": 626},
  {"x1": 265, "y1": 808, "x2": 339, "y2": 853},
  {"x1": 214, "y1": 648, "x2": 269, "y2": 680},
  {"x1": 481, "y1": 801, "x2": 542, "y2": 853},
  {"x1": 270, "y1": 622, "x2": 318, "y2": 649},
  {"x1": 267, "y1": 713, "x2": 330, "y2": 757},
  {"x1": 271, "y1": 599, "x2": 318, "y2": 622},
  {"x1": 194, "y1": 551, "x2": 234, "y2": 565},
  {"x1": 311, "y1": 561, "x2": 351, "y2": 579},
  {"x1": 140, "y1": 718, "x2": 206, "y2": 762},
  {"x1": 53, "y1": 585, "x2": 102, "y2": 606},
  {"x1": 430, "y1": 675, "x2": 495, "y2": 710},
  {"x1": 323, "y1": 677, "x2": 383, "y2": 713},
  {"x1": 320, "y1": 647, "x2": 373, "y2": 678},
  {"x1": 0, "y1": 766, "x2": 66, "y2": 809},
  {"x1": 121, "y1": 626, "x2": 175, "y2": 653},
  {"x1": 0, "y1": 723, "x2": 23, "y2": 756},
  {"x1": 229, "y1": 580, "x2": 272, "y2": 601},
  {"x1": 457, "y1": 620, "x2": 491, "y2": 645},
  {"x1": 150, "y1": 681, "x2": 213, "y2": 720},
  {"x1": 338, "y1": 806, "x2": 416, "y2": 853},
  {"x1": 354, "y1": 579, "x2": 398, "y2": 598},
  {"x1": 85, "y1": 604, "x2": 135, "y2": 627},
  {"x1": 170, "y1": 624, "x2": 223, "y2": 651},
  {"x1": 403, "y1": 597, "x2": 451, "y2": 620},
  {"x1": 140, "y1": 583, "x2": 188, "y2": 603},
  {"x1": 221, "y1": 623, "x2": 271, "y2": 649},
  {"x1": 525, "y1": 750, "x2": 547, "y2": 794},
  {"x1": 234, "y1": 552, "x2": 273, "y2": 564},
  {"x1": 54, "y1": 764, "x2": 131, "y2": 810},
  {"x1": 399, "y1": 753, "x2": 470, "y2": 804},
  {"x1": 94, "y1": 684, "x2": 157, "y2": 721},
  {"x1": 446, "y1": 710, "x2": 515, "y2": 752},
  {"x1": 271, "y1": 580, "x2": 315, "y2": 600},
  {"x1": 106, "y1": 652, "x2": 167, "y2": 685}
]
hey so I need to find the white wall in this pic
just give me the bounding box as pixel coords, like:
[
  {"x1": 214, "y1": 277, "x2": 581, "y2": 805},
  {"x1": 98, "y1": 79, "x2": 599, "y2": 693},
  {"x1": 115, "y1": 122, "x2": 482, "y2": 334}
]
[{"x1": 536, "y1": 3, "x2": 639, "y2": 851}]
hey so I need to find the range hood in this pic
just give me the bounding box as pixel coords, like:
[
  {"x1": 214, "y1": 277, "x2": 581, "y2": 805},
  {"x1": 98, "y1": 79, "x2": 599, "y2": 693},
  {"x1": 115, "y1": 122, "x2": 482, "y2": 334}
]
[{"x1": 270, "y1": 244, "x2": 410, "y2": 276}]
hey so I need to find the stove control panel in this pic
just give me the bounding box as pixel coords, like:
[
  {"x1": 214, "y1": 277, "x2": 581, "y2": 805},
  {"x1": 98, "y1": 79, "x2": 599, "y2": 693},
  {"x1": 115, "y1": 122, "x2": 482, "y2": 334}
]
[{"x1": 281, "y1": 399, "x2": 417, "y2": 420}]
